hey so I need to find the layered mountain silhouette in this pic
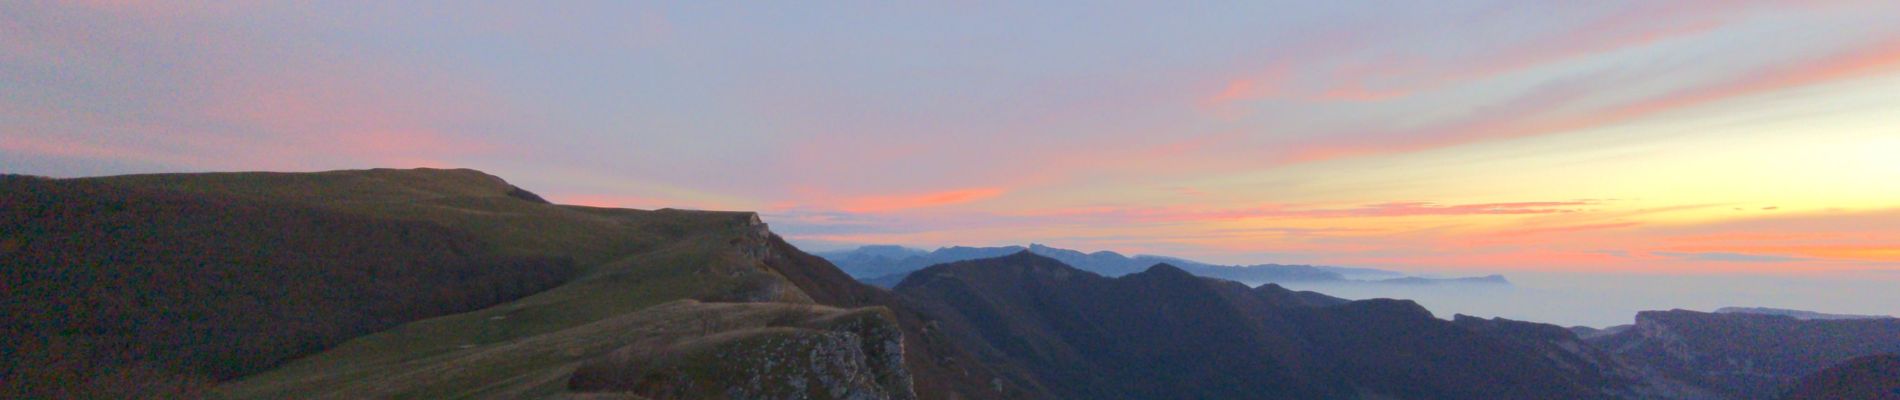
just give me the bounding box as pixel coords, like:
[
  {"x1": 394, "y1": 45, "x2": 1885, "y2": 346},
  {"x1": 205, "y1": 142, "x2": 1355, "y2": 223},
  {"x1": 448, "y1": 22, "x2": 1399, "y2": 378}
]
[
  {"x1": 889, "y1": 251, "x2": 1690, "y2": 399},
  {"x1": 819, "y1": 243, "x2": 1505, "y2": 288},
  {"x1": 1, "y1": 169, "x2": 1018, "y2": 399},
  {"x1": 6, "y1": 168, "x2": 1897, "y2": 400}
]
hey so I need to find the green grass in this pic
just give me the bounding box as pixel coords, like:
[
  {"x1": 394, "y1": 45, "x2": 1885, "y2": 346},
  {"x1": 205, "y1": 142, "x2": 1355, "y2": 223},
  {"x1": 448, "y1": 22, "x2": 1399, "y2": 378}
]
[
  {"x1": 215, "y1": 300, "x2": 898, "y2": 399},
  {"x1": 80, "y1": 168, "x2": 845, "y2": 399}
]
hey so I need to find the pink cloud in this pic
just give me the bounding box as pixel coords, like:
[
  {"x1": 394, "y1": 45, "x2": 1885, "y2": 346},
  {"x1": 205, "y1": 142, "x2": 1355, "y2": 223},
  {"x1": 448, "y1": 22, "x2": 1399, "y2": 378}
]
[
  {"x1": 833, "y1": 187, "x2": 1007, "y2": 213},
  {"x1": 1014, "y1": 200, "x2": 1594, "y2": 224},
  {"x1": 549, "y1": 193, "x2": 683, "y2": 210},
  {"x1": 1260, "y1": 34, "x2": 1900, "y2": 167},
  {"x1": 1603, "y1": 37, "x2": 1900, "y2": 122},
  {"x1": 1, "y1": 2, "x2": 518, "y2": 171},
  {"x1": 1317, "y1": 82, "x2": 1410, "y2": 102},
  {"x1": 1202, "y1": 1, "x2": 1837, "y2": 107},
  {"x1": 1201, "y1": 73, "x2": 1285, "y2": 107}
]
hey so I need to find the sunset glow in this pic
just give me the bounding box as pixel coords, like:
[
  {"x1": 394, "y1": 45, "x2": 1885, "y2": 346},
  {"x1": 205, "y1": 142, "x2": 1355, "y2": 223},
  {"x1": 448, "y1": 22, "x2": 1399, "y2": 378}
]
[{"x1": 6, "y1": 1, "x2": 1898, "y2": 274}]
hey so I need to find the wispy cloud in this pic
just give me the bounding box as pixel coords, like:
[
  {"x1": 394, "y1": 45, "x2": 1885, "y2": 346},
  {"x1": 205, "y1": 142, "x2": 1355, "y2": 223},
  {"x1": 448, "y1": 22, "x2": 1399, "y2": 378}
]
[
  {"x1": 823, "y1": 187, "x2": 1007, "y2": 213},
  {"x1": 1654, "y1": 251, "x2": 1811, "y2": 263},
  {"x1": 1015, "y1": 200, "x2": 1594, "y2": 224}
]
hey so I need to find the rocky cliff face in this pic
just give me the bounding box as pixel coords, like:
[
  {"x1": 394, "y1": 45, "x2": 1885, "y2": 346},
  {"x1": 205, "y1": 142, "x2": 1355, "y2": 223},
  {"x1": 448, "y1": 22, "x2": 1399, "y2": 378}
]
[
  {"x1": 1591, "y1": 309, "x2": 1900, "y2": 399},
  {"x1": 758, "y1": 234, "x2": 1048, "y2": 399},
  {"x1": 568, "y1": 303, "x2": 916, "y2": 400},
  {"x1": 1452, "y1": 315, "x2": 1721, "y2": 400}
]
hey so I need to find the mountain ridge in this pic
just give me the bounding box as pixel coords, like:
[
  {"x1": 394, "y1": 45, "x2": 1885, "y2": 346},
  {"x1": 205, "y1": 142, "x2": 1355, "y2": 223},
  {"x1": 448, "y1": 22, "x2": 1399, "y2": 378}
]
[
  {"x1": 891, "y1": 251, "x2": 1657, "y2": 399},
  {"x1": 820, "y1": 243, "x2": 1505, "y2": 288},
  {"x1": 4, "y1": 168, "x2": 1028, "y2": 400}
]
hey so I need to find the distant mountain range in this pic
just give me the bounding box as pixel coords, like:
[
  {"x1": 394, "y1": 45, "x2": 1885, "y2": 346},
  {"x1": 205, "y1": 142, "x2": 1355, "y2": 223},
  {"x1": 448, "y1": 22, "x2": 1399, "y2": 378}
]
[
  {"x1": 889, "y1": 251, "x2": 1703, "y2": 399},
  {"x1": 817, "y1": 243, "x2": 1505, "y2": 288},
  {"x1": 1715, "y1": 306, "x2": 1894, "y2": 320}
]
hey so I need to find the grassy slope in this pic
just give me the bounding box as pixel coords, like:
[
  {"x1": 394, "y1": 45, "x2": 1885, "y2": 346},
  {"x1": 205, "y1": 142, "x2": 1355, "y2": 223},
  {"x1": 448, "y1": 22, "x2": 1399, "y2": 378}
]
[
  {"x1": 0, "y1": 175, "x2": 577, "y2": 398},
  {"x1": 84, "y1": 168, "x2": 841, "y2": 398}
]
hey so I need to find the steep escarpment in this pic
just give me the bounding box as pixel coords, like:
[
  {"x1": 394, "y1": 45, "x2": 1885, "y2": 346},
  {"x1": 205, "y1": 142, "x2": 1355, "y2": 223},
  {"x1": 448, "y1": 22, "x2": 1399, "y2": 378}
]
[
  {"x1": 1591, "y1": 309, "x2": 1900, "y2": 399},
  {"x1": 4, "y1": 168, "x2": 925, "y2": 400},
  {"x1": 758, "y1": 236, "x2": 1049, "y2": 399}
]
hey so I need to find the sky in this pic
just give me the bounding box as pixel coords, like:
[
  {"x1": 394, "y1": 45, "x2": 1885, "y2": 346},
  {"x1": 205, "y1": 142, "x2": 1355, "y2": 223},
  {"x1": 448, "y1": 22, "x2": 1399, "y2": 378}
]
[{"x1": 6, "y1": 0, "x2": 1900, "y2": 278}]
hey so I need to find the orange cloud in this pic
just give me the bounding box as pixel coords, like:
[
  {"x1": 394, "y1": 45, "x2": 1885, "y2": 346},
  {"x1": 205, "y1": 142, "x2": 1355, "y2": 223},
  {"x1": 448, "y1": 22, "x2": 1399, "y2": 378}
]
[
  {"x1": 1657, "y1": 245, "x2": 1900, "y2": 263},
  {"x1": 1014, "y1": 200, "x2": 1594, "y2": 224},
  {"x1": 1485, "y1": 222, "x2": 1644, "y2": 238},
  {"x1": 836, "y1": 187, "x2": 1006, "y2": 213}
]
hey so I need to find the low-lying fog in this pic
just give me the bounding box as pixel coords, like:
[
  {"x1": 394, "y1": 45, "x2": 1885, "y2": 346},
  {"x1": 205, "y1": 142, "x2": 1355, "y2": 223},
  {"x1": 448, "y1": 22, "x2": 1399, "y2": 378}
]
[{"x1": 1261, "y1": 271, "x2": 1900, "y2": 328}]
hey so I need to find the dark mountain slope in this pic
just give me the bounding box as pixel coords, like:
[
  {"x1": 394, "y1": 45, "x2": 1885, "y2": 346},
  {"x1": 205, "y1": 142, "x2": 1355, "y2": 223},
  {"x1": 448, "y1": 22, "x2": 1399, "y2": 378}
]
[
  {"x1": 894, "y1": 252, "x2": 1626, "y2": 399},
  {"x1": 1782, "y1": 354, "x2": 1900, "y2": 400},
  {"x1": 3, "y1": 169, "x2": 934, "y2": 399},
  {"x1": 894, "y1": 253, "x2": 1326, "y2": 399},
  {"x1": 1592, "y1": 309, "x2": 1900, "y2": 399},
  {"x1": 1451, "y1": 316, "x2": 1720, "y2": 399},
  {"x1": 758, "y1": 236, "x2": 1051, "y2": 399},
  {"x1": 0, "y1": 175, "x2": 574, "y2": 398},
  {"x1": 1279, "y1": 300, "x2": 1630, "y2": 399}
]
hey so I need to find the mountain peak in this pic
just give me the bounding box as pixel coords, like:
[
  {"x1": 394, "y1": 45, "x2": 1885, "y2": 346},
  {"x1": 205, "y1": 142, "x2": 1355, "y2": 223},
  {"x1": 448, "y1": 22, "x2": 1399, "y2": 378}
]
[
  {"x1": 1000, "y1": 248, "x2": 1046, "y2": 261},
  {"x1": 892, "y1": 250, "x2": 1089, "y2": 290},
  {"x1": 1133, "y1": 263, "x2": 1194, "y2": 278}
]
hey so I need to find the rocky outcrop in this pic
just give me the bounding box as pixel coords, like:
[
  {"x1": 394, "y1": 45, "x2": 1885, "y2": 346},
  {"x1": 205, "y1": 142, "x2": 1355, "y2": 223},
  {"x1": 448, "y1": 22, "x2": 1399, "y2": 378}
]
[
  {"x1": 1453, "y1": 315, "x2": 1721, "y2": 400},
  {"x1": 568, "y1": 303, "x2": 916, "y2": 400},
  {"x1": 758, "y1": 235, "x2": 1048, "y2": 399},
  {"x1": 1591, "y1": 309, "x2": 1900, "y2": 399}
]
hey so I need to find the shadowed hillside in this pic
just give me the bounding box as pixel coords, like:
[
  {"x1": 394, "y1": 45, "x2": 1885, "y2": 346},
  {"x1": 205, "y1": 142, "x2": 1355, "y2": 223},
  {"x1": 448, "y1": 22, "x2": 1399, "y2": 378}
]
[
  {"x1": 890, "y1": 251, "x2": 1663, "y2": 399},
  {"x1": 1781, "y1": 354, "x2": 1900, "y2": 400},
  {"x1": 1, "y1": 168, "x2": 1029, "y2": 400},
  {"x1": 0, "y1": 175, "x2": 576, "y2": 398}
]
